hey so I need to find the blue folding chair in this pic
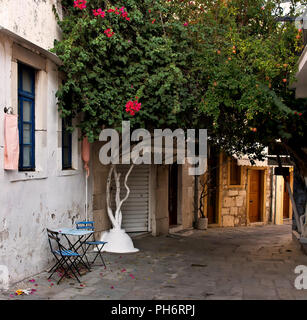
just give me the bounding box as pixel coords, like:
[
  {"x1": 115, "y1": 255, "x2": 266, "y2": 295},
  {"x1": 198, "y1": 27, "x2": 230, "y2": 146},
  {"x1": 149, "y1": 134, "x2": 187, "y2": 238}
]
[
  {"x1": 47, "y1": 229, "x2": 84, "y2": 284},
  {"x1": 76, "y1": 221, "x2": 108, "y2": 268}
]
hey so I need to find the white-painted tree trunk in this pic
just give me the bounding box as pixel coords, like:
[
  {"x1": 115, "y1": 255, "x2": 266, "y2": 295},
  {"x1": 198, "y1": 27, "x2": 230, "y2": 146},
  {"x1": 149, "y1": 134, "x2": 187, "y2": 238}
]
[{"x1": 99, "y1": 163, "x2": 139, "y2": 253}]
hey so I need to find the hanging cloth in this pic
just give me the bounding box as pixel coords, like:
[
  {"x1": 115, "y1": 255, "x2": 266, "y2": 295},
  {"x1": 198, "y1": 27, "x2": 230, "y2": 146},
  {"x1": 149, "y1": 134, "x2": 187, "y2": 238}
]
[
  {"x1": 82, "y1": 137, "x2": 90, "y2": 177},
  {"x1": 4, "y1": 113, "x2": 19, "y2": 170}
]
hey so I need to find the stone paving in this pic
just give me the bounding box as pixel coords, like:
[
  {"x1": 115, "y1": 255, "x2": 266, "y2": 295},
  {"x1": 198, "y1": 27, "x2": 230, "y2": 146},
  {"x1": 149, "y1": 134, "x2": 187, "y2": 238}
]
[{"x1": 1, "y1": 223, "x2": 307, "y2": 300}]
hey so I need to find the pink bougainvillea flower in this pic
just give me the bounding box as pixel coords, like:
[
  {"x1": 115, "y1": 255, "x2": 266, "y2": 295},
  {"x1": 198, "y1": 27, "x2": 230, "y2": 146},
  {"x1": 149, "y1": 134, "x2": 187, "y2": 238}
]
[
  {"x1": 183, "y1": 22, "x2": 188, "y2": 26},
  {"x1": 111, "y1": 286, "x2": 114, "y2": 289},
  {"x1": 104, "y1": 29, "x2": 115, "y2": 38},
  {"x1": 125, "y1": 99, "x2": 141, "y2": 116},
  {"x1": 93, "y1": 9, "x2": 99, "y2": 16},
  {"x1": 97, "y1": 8, "x2": 105, "y2": 18},
  {"x1": 152, "y1": 19, "x2": 156, "y2": 24},
  {"x1": 29, "y1": 279, "x2": 35, "y2": 283},
  {"x1": 74, "y1": 0, "x2": 87, "y2": 10},
  {"x1": 129, "y1": 274, "x2": 135, "y2": 279},
  {"x1": 121, "y1": 268, "x2": 126, "y2": 272}
]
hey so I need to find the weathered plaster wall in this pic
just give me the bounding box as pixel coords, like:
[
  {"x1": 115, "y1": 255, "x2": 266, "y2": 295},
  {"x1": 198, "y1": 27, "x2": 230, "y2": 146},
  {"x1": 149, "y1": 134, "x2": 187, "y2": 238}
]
[
  {"x1": 0, "y1": 31, "x2": 89, "y2": 285},
  {"x1": 154, "y1": 165, "x2": 169, "y2": 235},
  {"x1": 91, "y1": 142, "x2": 112, "y2": 239},
  {"x1": 0, "y1": 0, "x2": 62, "y2": 50},
  {"x1": 180, "y1": 163, "x2": 195, "y2": 230}
]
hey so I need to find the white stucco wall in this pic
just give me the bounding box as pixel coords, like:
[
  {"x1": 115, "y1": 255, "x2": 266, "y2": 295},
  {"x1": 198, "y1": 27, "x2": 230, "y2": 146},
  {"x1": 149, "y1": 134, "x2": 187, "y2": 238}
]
[
  {"x1": 0, "y1": 1, "x2": 93, "y2": 286},
  {"x1": 0, "y1": 0, "x2": 62, "y2": 50}
]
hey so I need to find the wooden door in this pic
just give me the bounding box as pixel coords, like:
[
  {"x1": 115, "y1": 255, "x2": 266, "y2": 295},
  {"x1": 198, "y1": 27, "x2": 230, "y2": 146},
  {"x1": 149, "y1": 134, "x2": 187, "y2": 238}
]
[
  {"x1": 283, "y1": 177, "x2": 290, "y2": 219},
  {"x1": 249, "y1": 170, "x2": 261, "y2": 223},
  {"x1": 169, "y1": 163, "x2": 178, "y2": 226}
]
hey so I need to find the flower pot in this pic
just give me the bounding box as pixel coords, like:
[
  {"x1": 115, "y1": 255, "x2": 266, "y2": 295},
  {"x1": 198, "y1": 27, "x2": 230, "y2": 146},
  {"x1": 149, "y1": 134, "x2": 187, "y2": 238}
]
[{"x1": 196, "y1": 217, "x2": 208, "y2": 230}]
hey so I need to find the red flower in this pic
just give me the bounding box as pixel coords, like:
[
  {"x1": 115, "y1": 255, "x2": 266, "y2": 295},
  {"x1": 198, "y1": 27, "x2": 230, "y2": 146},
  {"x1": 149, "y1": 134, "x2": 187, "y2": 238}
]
[
  {"x1": 125, "y1": 99, "x2": 142, "y2": 116},
  {"x1": 104, "y1": 29, "x2": 115, "y2": 38},
  {"x1": 74, "y1": 0, "x2": 87, "y2": 10},
  {"x1": 93, "y1": 8, "x2": 105, "y2": 18},
  {"x1": 152, "y1": 19, "x2": 156, "y2": 24}
]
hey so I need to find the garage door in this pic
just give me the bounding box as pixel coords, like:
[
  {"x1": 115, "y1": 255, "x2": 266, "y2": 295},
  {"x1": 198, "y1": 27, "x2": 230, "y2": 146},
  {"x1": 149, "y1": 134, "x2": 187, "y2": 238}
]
[{"x1": 111, "y1": 165, "x2": 150, "y2": 232}]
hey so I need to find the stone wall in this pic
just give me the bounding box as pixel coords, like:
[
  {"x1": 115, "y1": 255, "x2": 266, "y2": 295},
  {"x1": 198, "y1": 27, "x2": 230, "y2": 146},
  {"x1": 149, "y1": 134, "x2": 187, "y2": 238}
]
[
  {"x1": 219, "y1": 156, "x2": 272, "y2": 227},
  {"x1": 220, "y1": 159, "x2": 248, "y2": 227}
]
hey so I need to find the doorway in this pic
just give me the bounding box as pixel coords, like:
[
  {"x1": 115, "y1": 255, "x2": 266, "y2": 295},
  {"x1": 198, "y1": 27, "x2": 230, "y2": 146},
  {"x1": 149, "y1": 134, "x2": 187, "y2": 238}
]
[
  {"x1": 283, "y1": 176, "x2": 290, "y2": 219},
  {"x1": 207, "y1": 147, "x2": 219, "y2": 224},
  {"x1": 169, "y1": 163, "x2": 178, "y2": 226},
  {"x1": 248, "y1": 170, "x2": 262, "y2": 223}
]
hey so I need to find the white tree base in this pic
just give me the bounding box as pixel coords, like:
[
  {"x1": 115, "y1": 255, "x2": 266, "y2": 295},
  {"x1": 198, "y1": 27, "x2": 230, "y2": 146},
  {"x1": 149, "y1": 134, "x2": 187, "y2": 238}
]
[{"x1": 99, "y1": 228, "x2": 139, "y2": 253}]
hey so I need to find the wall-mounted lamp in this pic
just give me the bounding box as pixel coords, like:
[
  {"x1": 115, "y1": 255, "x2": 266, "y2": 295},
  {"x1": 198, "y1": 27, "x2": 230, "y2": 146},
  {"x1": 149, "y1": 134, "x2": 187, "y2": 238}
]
[{"x1": 4, "y1": 107, "x2": 13, "y2": 114}]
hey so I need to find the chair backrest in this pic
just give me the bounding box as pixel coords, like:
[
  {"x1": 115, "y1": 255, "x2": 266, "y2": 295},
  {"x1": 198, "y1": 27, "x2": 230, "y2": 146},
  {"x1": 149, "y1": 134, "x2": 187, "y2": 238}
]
[
  {"x1": 76, "y1": 221, "x2": 95, "y2": 231},
  {"x1": 46, "y1": 229, "x2": 62, "y2": 253}
]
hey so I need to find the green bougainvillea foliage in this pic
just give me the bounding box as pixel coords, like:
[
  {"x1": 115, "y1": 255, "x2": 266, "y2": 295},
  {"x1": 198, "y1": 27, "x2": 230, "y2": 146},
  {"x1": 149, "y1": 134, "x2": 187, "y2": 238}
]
[{"x1": 52, "y1": 0, "x2": 305, "y2": 168}]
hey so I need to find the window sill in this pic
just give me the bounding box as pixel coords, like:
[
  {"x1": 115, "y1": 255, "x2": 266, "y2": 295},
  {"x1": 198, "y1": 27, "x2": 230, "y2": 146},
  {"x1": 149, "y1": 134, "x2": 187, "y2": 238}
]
[
  {"x1": 6, "y1": 170, "x2": 48, "y2": 182},
  {"x1": 57, "y1": 169, "x2": 82, "y2": 177}
]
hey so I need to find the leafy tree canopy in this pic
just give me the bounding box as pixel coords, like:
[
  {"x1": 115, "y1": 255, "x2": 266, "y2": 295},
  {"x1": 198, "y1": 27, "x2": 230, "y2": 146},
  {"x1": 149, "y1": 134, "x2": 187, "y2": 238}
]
[{"x1": 52, "y1": 0, "x2": 306, "y2": 171}]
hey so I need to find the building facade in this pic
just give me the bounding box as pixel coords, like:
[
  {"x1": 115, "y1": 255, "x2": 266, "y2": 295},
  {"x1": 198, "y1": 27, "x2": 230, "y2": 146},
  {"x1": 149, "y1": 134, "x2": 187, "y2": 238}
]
[
  {"x1": 0, "y1": 0, "x2": 89, "y2": 285},
  {"x1": 199, "y1": 150, "x2": 294, "y2": 228}
]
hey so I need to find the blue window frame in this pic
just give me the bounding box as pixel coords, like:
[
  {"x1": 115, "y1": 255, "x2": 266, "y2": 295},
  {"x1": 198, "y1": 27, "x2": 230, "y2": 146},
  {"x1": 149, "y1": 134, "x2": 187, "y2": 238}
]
[
  {"x1": 18, "y1": 64, "x2": 35, "y2": 171},
  {"x1": 62, "y1": 118, "x2": 72, "y2": 170}
]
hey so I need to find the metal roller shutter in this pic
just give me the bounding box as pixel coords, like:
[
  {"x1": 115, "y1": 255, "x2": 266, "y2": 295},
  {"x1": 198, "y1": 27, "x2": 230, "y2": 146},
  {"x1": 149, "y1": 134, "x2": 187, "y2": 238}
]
[{"x1": 111, "y1": 165, "x2": 150, "y2": 232}]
